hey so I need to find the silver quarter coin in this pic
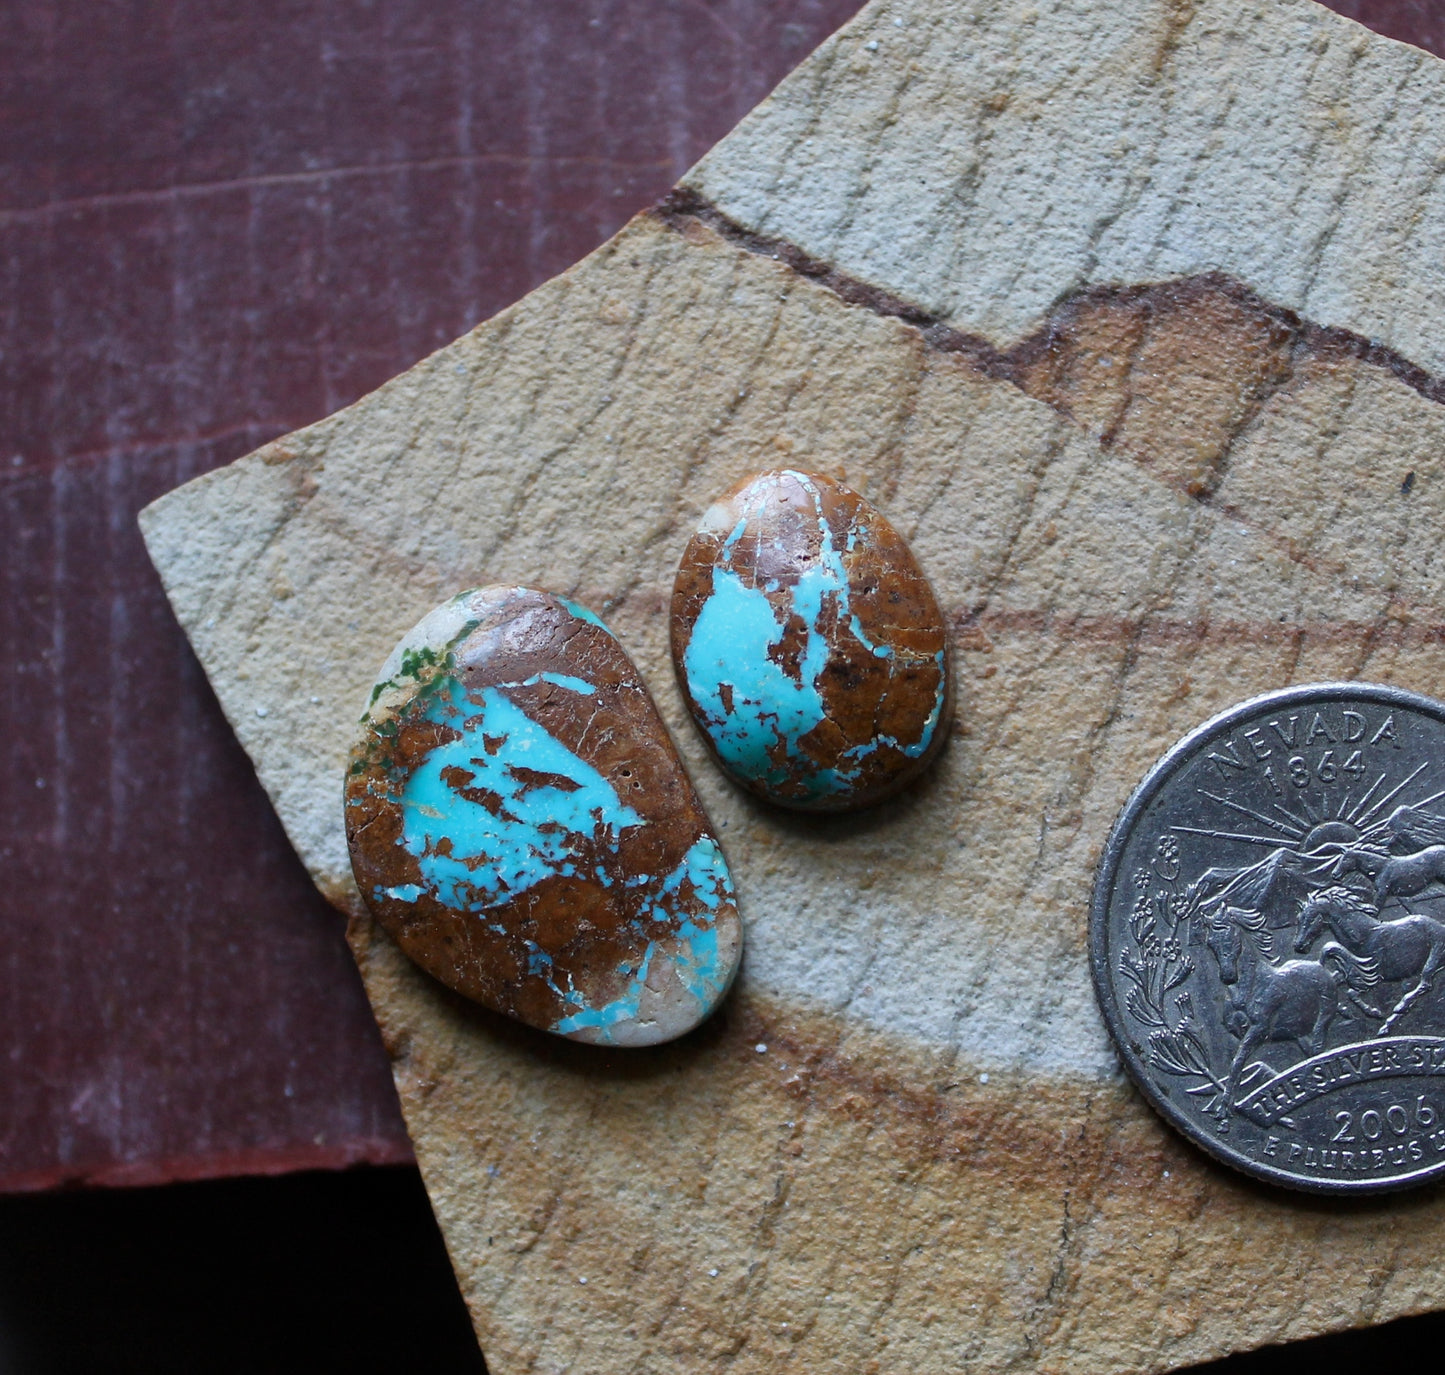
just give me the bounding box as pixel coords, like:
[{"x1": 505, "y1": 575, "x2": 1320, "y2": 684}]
[{"x1": 1092, "y1": 683, "x2": 1445, "y2": 1193}]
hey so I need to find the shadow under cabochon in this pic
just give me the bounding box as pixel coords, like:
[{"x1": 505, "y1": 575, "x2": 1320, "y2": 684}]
[
  {"x1": 345, "y1": 586, "x2": 742, "y2": 1046},
  {"x1": 671, "y1": 469, "x2": 952, "y2": 811}
]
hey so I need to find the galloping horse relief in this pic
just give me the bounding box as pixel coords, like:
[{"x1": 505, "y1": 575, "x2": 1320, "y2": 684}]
[
  {"x1": 1203, "y1": 903, "x2": 1380, "y2": 1097},
  {"x1": 1296, "y1": 888, "x2": 1445, "y2": 1036},
  {"x1": 1328, "y1": 805, "x2": 1445, "y2": 902}
]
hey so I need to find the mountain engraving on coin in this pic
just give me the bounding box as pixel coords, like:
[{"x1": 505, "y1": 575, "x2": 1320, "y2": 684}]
[{"x1": 1092, "y1": 684, "x2": 1445, "y2": 1192}]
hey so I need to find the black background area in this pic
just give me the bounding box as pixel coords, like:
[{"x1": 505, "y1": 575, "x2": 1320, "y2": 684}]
[
  {"x1": 0, "y1": 1168, "x2": 485, "y2": 1374},
  {"x1": 0, "y1": 1164, "x2": 1441, "y2": 1372}
]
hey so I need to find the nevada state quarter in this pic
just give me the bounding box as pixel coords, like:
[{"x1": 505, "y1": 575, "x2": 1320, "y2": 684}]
[{"x1": 1092, "y1": 683, "x2": 1445, "y2": 1193}]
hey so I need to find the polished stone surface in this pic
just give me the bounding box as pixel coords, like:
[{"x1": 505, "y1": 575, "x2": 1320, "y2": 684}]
[
  {"x1": 671, "y1": 469, "x2": 952, "y2": 811},
  {"x1": 346, "y1": 587, "x2": 742, "y2": 1045}
]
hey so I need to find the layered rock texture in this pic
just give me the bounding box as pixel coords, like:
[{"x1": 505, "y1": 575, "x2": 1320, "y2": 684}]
[{"x1": 140, "y1": 0, "x2": 1445, "y2": 1369}]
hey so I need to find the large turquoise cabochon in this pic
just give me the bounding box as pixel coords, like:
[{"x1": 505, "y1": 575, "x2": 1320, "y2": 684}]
[{"x1": 346, "y1": 586, "x2": 744, "y2": 1045}]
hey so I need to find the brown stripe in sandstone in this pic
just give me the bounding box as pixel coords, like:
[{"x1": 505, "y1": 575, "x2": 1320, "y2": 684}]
[
  {"x1": 950, "y1": 608, "x2": 1445, "y2": 653},
  {"x1": 356, "y1": 891, "x2": 1212, "y2": 1203},
  {"x1": 655, "y1": 188, "x2": 1445, "y2": 632},
  {"x1": 718, "y1": 994, "x2": 1180, "y2": 1197},
  {"x1": 563, "y1": 589, "x2": 1445, "y2": 657},
  {"x1": 655, "y1": 187, "x2": 1445, "y2": 421},
  {"x1": 655, "y1": 187, "x2": 1009, "y2": 372}
]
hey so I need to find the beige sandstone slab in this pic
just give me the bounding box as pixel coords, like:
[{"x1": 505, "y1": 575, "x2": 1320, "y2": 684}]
[{"x1": 141, "y1": 0, "x2": 1445, "y2": 1369}]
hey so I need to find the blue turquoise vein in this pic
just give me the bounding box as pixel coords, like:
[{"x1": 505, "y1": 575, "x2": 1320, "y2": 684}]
[
  {"x1": 377, "y1": 670, "x2": 732, "y2": 1037},
  {"x1": 683, "y1": 471, "x2": 945, "y2": 801}
]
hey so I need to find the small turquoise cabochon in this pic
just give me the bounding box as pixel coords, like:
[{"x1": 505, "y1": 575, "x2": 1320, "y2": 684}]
[
  {"x1": 670, "y1": 470, "x2": 952, "y2": 811},
  {"x1": 346, "y1": 586, "x2": 743, "y2": 1046}
]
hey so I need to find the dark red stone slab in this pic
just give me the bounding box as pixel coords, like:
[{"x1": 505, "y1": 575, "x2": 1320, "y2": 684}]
[
  {"x1": 0, "y1": 0, "x2": 867, "y2": 1193},
  {"x1": 0, "y1": 0, "x2": 1433, "y2": 1193},
  {"x1": 1327, "y1": 0, "x2": 1445, "y2": 55}
]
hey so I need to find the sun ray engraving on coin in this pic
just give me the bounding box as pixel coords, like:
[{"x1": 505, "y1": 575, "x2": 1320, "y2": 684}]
[{"x1": 1092, "y1": 684, "x2": 1445, "y2": 1192}]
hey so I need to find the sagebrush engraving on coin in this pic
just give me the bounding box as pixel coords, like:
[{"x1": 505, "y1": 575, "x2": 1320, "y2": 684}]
[{"x1": 1093, "y1": 685, "x2": 1445, "y2": 1193}]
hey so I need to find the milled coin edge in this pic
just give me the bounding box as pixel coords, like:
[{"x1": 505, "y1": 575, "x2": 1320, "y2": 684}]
[{"x1": 1089, "y1": 681, "x2": 1445, "y2": 1196}]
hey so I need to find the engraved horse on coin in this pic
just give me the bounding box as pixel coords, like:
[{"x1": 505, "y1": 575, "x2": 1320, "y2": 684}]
[
  {"x1": 1325, "y1": 805, "x2": 1445, "y2": 904},
  {"x1": 1296, "y1": 885, "x2": 1445, "y2": 1035},
  {"x1": 1202, "y1": 902, "x2": 1380, "y2": 1097}
]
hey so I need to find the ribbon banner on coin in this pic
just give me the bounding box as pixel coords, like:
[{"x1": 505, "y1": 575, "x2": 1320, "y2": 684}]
[{"x1": 1092, "y1": 684, "x2": 1445, "y2": 1193}]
